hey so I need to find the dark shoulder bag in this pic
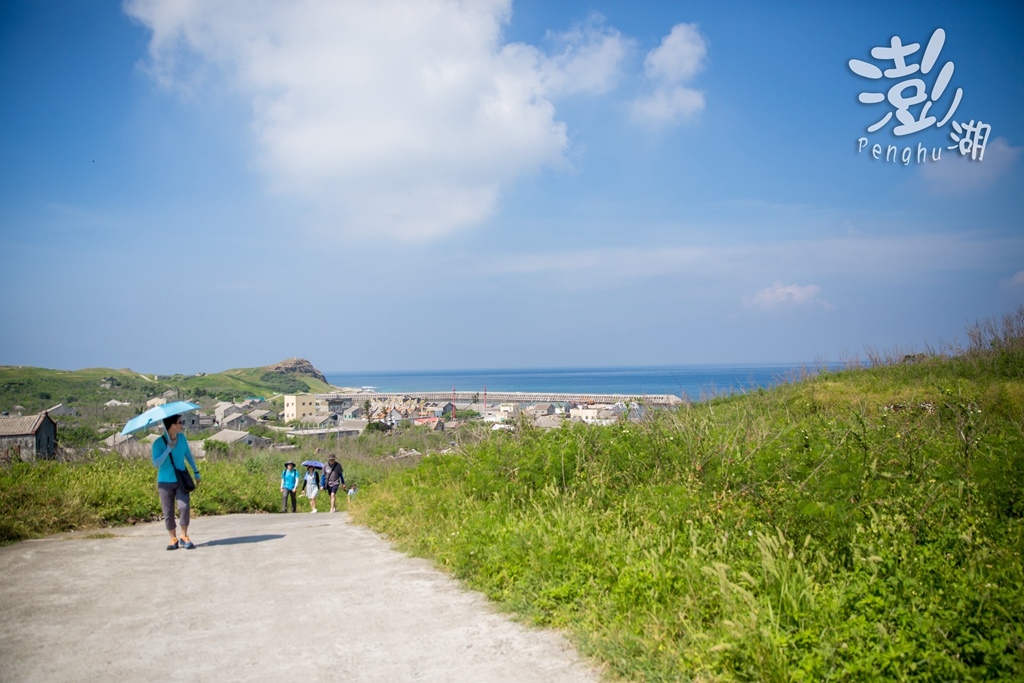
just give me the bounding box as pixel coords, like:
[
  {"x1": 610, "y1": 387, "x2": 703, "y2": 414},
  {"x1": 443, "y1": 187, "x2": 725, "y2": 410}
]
[{"x1": 163, "y1": 435, "x2": 196, "y2": 492}]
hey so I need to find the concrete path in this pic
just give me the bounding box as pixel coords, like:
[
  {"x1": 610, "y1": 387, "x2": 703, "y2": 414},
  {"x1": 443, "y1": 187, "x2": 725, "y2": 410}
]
[{"x1": 0, "y1": 513, "x2": 601, "y2": 683}]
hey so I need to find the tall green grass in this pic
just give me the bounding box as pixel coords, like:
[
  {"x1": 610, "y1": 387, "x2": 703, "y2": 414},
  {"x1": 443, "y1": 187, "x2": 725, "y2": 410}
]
[
  {"x1": 0, "y1": 442, "x2": 416, "y2": 544},
  {"x1": 4, "y1": 314, "x2": 1023, "y2": 680},
  {"x1": 349, "y1": 333, "x2": 1024, "y2": 681}
]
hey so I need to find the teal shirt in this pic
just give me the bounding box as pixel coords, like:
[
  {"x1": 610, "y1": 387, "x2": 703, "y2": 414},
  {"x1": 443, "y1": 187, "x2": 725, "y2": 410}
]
[
  {"x1": 151, "y1": 433, "x2": 200, "y2": 484},
  {"x1": 281, "y1": 467, "x2": 300, "y2": 491}
]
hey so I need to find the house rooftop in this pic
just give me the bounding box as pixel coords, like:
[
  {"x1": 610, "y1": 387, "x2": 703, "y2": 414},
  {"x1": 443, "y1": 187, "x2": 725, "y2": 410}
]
[{"x1": 0, "y1": 413, "x2": 48, "y2": 436}]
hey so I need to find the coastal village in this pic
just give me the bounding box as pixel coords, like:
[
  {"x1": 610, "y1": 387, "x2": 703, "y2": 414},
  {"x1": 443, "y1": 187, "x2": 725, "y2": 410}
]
[{"x1": 0, "y1": 380, "x2": 682, "y2": 461}]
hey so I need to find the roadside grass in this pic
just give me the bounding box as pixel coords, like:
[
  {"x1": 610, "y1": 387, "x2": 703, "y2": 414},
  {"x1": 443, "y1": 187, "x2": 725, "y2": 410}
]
[
  {"x1": 5, "y1": 310, "x2": 1023, "y2": 680},
  {"x1": 348, "y1": 324, "x2": 1024, "y2": 681},
  {"x1": 0, "y1": 442, "x2": 419, "y2": 545}
]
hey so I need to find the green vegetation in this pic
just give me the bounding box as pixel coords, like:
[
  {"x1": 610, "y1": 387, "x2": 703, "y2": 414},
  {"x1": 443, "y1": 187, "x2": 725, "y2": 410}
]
[
  {"x1": 256, "y1": 370, "x2": 310, "y2": 394},
  {"x1": 175, "y1": 364, "x2": 333, "y2": 399},
  {"x1": 0, "y1": 359, "x2": 334, "y2": 417},
  {"x1": 0, "y1": 447, "x2": 404, "y2": 544},
  {"x1": 348, "y1": 312, "x2": 1024, "y2": 681},
  {"x1": 0, "y1": 426, "x2": 466, "y2": 545},
  {"x1": 0, "y1": 367, "x2": 157, "y2": 415},
  {"x1": 3, "y1": 312, "x2": 1023, "y2": 680},
  {"x1": 0, "y1": 359, "x2": 336, "y2": 449}
]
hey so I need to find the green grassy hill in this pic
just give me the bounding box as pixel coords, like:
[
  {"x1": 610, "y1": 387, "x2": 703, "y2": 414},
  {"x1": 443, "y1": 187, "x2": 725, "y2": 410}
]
[
  {"x1": 175, "y1": 362, "x2": 335, "y2": 400},
  {"x1": 349, "y1": 312, "x2": 1024, "y2": 681},
  {"x1": 4, "y1": 314, "x2": 1023, "y2": 680},
  {"x1": 0, "y1": 367, "x2": 157, "y2": 415},
  {"x1": 0, "y1": 358, "x2": 335, "y2": 416}
]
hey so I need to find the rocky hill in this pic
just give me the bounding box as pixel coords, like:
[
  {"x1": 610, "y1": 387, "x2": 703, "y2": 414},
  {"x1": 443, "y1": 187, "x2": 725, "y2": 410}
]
[{"x1": 263, "y1": 358, "x2": 328, "y2": 384}]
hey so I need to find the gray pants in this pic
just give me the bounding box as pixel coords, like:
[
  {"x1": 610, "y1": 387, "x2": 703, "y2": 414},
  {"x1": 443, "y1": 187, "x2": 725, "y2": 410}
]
[{"x1": 158, "y1": 482, "x2": 191, "y2": 532}]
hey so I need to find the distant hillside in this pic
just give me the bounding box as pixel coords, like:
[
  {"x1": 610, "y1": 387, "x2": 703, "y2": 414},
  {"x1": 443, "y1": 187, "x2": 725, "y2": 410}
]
[
  {"x1": 0, "y1": 359, "x2": 335, "y2": 414},
  {"x1": 0, "y1": 367, "x2": 158, "y2": 415},
  {"x1": 183, "y1": 358, "x2": 334, "y2": 398}
]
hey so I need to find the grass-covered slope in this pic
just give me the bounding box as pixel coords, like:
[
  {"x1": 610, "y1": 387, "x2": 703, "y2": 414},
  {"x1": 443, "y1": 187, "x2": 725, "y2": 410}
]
[
  {"x1": 0, "y1": 367, "x2": 158, "y2": 415},
  {"x1": 350, "y1": 320, "x2": 1024, "y2": 681},
  {"x1": 0, "y1": 423, "x2": 451, "y2": 545},
  {"x1": 0, "y1": 358, "x2": 334, "y2": 414},
  {"x1": 176, "y1": 364, "x2": 334, "y2": 398}
]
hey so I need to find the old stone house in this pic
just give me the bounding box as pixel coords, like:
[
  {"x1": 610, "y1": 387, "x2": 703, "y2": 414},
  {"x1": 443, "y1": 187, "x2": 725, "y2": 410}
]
[
  {"x1": 0, "y1": 412, "x2": 58, "y2": 462},
  {"x1": 207, "y1": 429, "x2": 271, "y2": 448},
  {"x1": 221, "y1": 412, "x2": 255, "y2": 431},
  {"x1": 46, "y1": 403, "x2": 78, "y2": 417},
  {"x1": 214, "y1": 402, "x2": 243, "y2": 424}
]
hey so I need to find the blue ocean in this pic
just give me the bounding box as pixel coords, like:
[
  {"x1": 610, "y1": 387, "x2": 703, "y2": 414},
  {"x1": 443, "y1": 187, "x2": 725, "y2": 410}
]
[{"x1": 324, "y1": 364, "x2": 827, "y2": 401}]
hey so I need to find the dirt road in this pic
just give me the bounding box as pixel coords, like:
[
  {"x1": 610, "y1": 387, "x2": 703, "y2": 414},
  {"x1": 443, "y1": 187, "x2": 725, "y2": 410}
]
[{"x1": 0, "y1": 513, "x2": 600, "y2": 683}]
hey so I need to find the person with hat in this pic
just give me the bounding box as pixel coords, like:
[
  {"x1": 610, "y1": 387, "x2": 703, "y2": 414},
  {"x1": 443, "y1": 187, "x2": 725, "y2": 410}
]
[
  {"x1": 280, "y1": 461, "x2": 300, "y2": 513},
  {"x1": 322, "y1": 454, "x2": 345, "y2": 513}
]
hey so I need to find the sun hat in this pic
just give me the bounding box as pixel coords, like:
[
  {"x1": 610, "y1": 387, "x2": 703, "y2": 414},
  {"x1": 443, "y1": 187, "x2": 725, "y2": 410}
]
[{"x1": 285, "y1": 461, "x2": 296, "y2": 467}]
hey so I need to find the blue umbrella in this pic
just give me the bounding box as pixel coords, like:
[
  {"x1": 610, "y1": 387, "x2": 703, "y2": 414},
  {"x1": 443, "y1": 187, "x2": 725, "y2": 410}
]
[
  {"x1": 301, "y1": 460, "x2": 323, "y2": 469},
  {"x1": 121, "y1": 401, "x2": 201, "y2": 435}
]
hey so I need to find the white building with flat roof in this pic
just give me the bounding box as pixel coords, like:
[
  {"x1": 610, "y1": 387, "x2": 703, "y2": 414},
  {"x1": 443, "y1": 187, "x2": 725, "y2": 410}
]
[{"x1": 284, "y1": 394, "x2": 317, "y2": 422}]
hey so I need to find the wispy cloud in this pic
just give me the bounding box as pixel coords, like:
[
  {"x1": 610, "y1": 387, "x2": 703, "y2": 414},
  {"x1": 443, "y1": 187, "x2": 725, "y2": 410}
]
[
  {"x1": 1003, "y1": 270, "x2": 1024, "y2": 288},
  {"x1": 483, "y1": 245, "x2": 713, "y2": 279},
  {"x1": 125, "y1": 0, "x2": 630, "y2": 241},
  {"x1": 745, "y1": 282, "x2": 831, "y2": 311},
  {"x1": 474, "y1": 231, "x2": 1022, "y2": 284},
  {"x1": 630, "y1": 23, "x2": 707, "y2": 125},
  {"x1": 534, "y1": 15, "x2": 630, "y2": 96},
  {"x1": 919, "y1": 136, "x2": 1023, "y2": 195}
]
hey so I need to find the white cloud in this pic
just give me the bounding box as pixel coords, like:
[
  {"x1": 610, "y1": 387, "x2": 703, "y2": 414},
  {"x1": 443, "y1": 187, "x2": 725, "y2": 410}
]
[
  {"x1": 631, "y1": 23, "x2": 707, "y2": 125},
  {"x1": 486, "y1": 232, "x2": 1010, "y2": 275},
  {"x1": 535, "y1": 17, "x2": 630, "y2": 96},
  {"x1": 746, "y1": 282, "x2": 830, "y2": 311},
  {"x1": 643, "y1": 23, "x2": 706, "y2": 83},
  {"x1": 630, "y1": 86, "x2": 705, "y2": 124},
  {"x1": 1005, "y1": 270, "x2": 1024, "y2": 287},
  {"x1": 470, "y1": 230, "x2": 1024, "y2": 294},
  {"x1": 125, "y1": 0, "x2": 630, "y2": 241},
  {"x1": 920, "y1": 136, "x2": 1023, "y2": 195}
]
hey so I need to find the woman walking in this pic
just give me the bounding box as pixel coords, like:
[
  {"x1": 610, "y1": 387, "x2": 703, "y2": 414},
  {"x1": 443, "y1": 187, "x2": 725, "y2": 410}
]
[
  {"x1": 303, "y1": 464, "x2": 321, "y2": 513},
  {"x1": 151, "y1": 414, "x2": 201, "y2": 550}
]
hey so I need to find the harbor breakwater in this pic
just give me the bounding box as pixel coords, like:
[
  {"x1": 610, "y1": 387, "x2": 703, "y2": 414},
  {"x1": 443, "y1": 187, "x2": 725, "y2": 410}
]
[{"x1": 318, "y1": 390, "x2": 685, "y2": 407}]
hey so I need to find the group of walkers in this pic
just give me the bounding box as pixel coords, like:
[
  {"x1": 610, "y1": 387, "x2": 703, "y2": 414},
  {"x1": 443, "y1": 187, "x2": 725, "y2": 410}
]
[
  {"x1": 279, "y1": 455, "x2": 350, "y2": 514},
  {"x1": 149, "y1": 410, "x2": 356, "y2": 550}
]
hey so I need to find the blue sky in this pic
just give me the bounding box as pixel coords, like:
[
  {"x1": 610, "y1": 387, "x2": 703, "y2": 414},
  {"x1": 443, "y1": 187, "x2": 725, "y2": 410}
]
[{"x1": 1, "y1": 0, "x2": 1022, "y2": 374}]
